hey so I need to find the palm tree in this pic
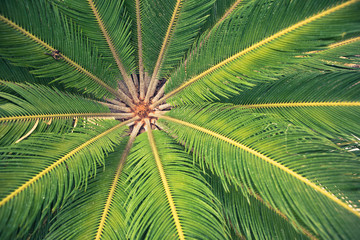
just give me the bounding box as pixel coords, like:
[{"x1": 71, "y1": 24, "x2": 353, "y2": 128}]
[{"x1": 0, "y1": 0, "x2": 359, "y2": 239}]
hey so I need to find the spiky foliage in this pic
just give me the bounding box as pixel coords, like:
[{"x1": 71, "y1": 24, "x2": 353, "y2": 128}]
[{"x1": 0, "y1": 0, "x2": 359, "y2": 239}]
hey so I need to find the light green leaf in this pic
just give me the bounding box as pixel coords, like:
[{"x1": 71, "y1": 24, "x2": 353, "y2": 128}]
[
  {"x1": 158, "y1": 103, "x2": 360, "y2": 239},
  {"x1": 0, "y1": 120, "x2": 128, "y2": 239},
  {"x1": 126, "y1": 131, "x2": 228, "y2": 239},
  {"x1": 164, "y1": 0, "x2": 360, "y2": 104},
  {"x1": 208, "y1": 175, "x2": 310, "y2": 240},
  {"x1": 0, "y1": 81, "x2": 112, "y2": 146},
  {"x1": 226, "y1": 71, "x2": 360, "y2": 139},
  {"x1": 140, "y1": 0, "x2": 214, "y2": 78},
  {"x1": 53, "y1": 0, "x2": 136, "y2": 76},
  {"x1": 46, "y1": 144, "x2": 130, "y2": 240}
]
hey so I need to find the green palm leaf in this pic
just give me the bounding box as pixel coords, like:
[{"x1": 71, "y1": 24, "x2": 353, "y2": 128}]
[
  {"x1": 0, "y1": 81, "x2": 120, "y2": 145},
  {"x1": 141, "y1": 0, "x2": 215, "y2": 101},
  {"x1": 152, "y1": 0, "x2": 214, "y2": 79},
  {"x1": 52, "y1": 0, "x2": 141, "y2": 101},
  {"x1": 0, "y1": 0, "x2": 119, "y2": 98},
  {"x1": 45, "y1": 145, "x2": 130, "y2": 239},
  {"x1": 226, "y1": 71, "x2": 360, "y2": 138},
  {"x1": 161, "y1": 0, "x2": 360, "y2": 105},
  {"x1": 208, "y1": 175, "x2": 310, "y2": 239},
  {"x1": 54, "y1": 0, "x2": 136, "y2": 75},
  {"x1": 157, "y1": 104, "x2": 360, "y2": 239},
  {"x1": 126, "y1": 130, "x2": 227, "y2": 239},
  {"x1": 139, "y1": 0, "x2": 213, "y2": 77},
  {"x1": 0, "y1": 120, "x2": 128, "y2": 239}
]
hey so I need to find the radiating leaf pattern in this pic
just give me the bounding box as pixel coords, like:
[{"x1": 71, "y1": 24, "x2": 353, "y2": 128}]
[{"x1": 0, "y1": 0, "x2": 359, "y2": 239}]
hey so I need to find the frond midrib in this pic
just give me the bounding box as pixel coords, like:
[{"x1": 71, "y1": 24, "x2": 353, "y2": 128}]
[
  {"x1": 0, "y1": 113, "x2": 134, "y2": 122},
  {"x1": 241, "y1": 101, "x2": 360, "y2": 109},
  {"x1": 145, "y1": 0, "x2": 183, "y2": 102},
  {"x1": 158, "y1": 121, "x2": 318, "y2": 240},
  {"x1": 135, "y1": 0, "x2": 145, "y2": 99},
  {"x1": 94, "y1": 123, "x2": 141, "y2": 240},
  {"x1": 87, "y1": 0, "x2": 138, "y2": 101},
  {"x1": 145, "y1": 119, "x2": 185, "y2": 239}
]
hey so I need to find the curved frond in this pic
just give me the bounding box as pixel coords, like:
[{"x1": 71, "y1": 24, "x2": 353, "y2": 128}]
[
  {"x1": 144, "y1": 0, "x2": 215, "y2": 101},
  {"x1": 95, "y1": 123, "x2": 141, "y2": 240},
  {"x1": 0, "y1": 119, "x2": 130, "y2": 239},
  {"x1": 208, "y1": 175, "x2": 311, "y2": 239},
  {"x1": 54, "y1": 0, "x2": 136, "y2": 73},
  {"x1": 135, "y1": 0, "x2": 146, "y2": 98},
  {"x1": 185, "y1": 0, "x2": 251, "y2": 65},
  {"x1": 156, "y1": 103, "x2": 360, "y2": 239},
  {"x1": 126, "y1": 130, "x2": 228, "y2": 239},
  {"x1": 0, "y1": 0, "x2": 119, "y2": 98},
  {"x1": 139, "y1": 0, "x2": 177, "y2": 74},
  {"x1": 304, "y1": 36, "x2": 360, "y2": 70},
  {"x1": 158, "y1": 0, "x2": 360, "y2": 105},
  {"x1": 140, "y1": 0, "x2": 215, "y2": 100},
  {"x1": 0, "y1": 58, "x2": 49, "y2": 85},
  {"x1": 0, "y1": 81, "x2": 114, "y2": 145},
  {"x1": 54, "y1": 0, "x2": 138, "y2": 100},
  {"x1": 45, "y1": 145, "x2": 131, "y2": 240},
  {"x1": 227, "y1": 71, "x2": 360, "y2": 138}
]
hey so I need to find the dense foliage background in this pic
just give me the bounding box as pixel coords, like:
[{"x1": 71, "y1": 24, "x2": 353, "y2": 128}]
[{"x1": 0, "y1": 0, "x2": 359, "y2": 239}]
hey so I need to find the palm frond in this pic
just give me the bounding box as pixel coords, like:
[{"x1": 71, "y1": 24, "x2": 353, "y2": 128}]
[
  {"x1": 159, "y1": 0, "x2": 360, "y2": 105},
  {"x1": 185, "y1": 0, "x2": 251, "y2": 65},
  {"x1": 54, "y1": 0, "x2": 139, "y2": 100},
  {"x1": 0, "y1": 119, "x2": 129, "y2": 239},
  {"x1": 134, "y1": 0, "x2": 146, "y2": 98},
  {"x1": 0, "y1": 0, "x2": 119, "y2": 98},
  {"x1": 0, "y1": 81, "x2": 114, "y2": 145},
  {"x1": 303, "y1": 36, "x2": 360, "y2": 70},
  {"x1": 156, "y1": 103, "x2": 360, "y2": 239},
  {"x1": 93, "y1": 123, "x2": 141, "y2": 240},
  {"x1": 144, "y1": 0, "x2": 215, "y2": 101},
  {"x1": 53, "y1": 0, "x2": 136, "y2": 74},
  {"x1": 156, "y1": 0, "x2": 215, "y2": 78},
  {"x1": 226, "y1": 71, "x2": 360, "y2": 138},
  {"x1": 139, "y1": 0, "x2": 177, "y2": 74},
  {"x1": 208, "y1": 175, "x2": 311, "y2": 239},
  {"x1": 125, "y1": 130, "x2": 228, "y2": 239},
  {"x1": 45, "y1": 145, "x2": 130, "y2": 240},
  {"x1": 141, "y1": 0, "x2": 214, "y2": 77},
  {"x1": 0, "y1": 58, "x2": 49, "y2": 85}
]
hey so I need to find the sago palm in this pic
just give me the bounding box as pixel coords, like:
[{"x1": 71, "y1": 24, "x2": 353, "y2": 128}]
[{"x1": 0, "y1": 0, "x2": 359, "y2": 239}]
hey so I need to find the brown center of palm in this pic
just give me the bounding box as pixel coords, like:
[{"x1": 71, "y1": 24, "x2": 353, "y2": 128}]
[
  {"x1": 132, "y1": 101, "x2": 151, "y2": 119},
  {"x1": 106, "y1": 79, "x2": 170, "y2": 133}
]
